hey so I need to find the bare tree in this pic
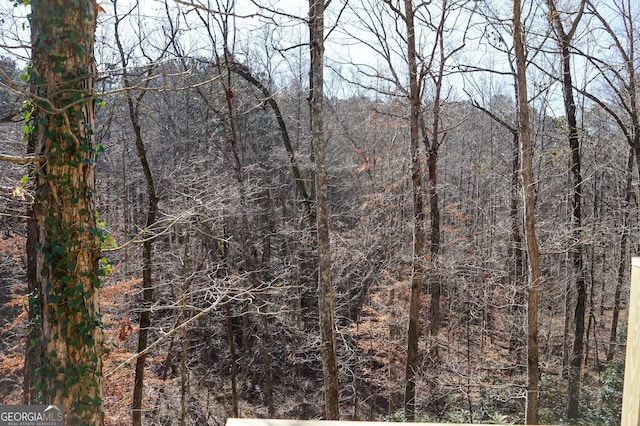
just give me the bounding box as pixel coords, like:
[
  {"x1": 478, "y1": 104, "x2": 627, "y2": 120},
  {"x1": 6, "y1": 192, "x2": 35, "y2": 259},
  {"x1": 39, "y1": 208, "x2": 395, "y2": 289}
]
[
  {"x1": 310, "y1": 0, "x2": 340, "y2": 419},
  {"x1": 543, "y1": 0, "x2": 587, "y2": 418},
  {"x1": 513, "y1": 0, "x2": 541, "y2": 422},
  {"x1": 112, "y1": 1, "x2": 175, "y2": 422},
  {"x1": 395, "y1": 0, "x2": 428, "y2": 419}
]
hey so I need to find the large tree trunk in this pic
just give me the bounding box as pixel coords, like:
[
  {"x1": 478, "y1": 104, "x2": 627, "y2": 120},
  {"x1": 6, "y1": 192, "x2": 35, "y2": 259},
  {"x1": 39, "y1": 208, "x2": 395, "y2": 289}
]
[
  {"x1": 310, "y1": 0, "x2": 340, "y2": 419},
  {"x1": 29, "y1": 1, "x2": 104, "y2": 423},
  {"x1": 403, "y1": 0, "x2": 428, "y2": 420},
  {"x1": 513, "y1": 0, "x2": 541, "y2": 422}
]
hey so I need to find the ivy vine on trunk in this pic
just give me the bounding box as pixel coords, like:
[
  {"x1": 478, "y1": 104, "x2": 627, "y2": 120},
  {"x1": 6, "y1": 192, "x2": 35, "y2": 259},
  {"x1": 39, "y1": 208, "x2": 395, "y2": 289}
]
[{"x1": 26, "y1": 0, "x2": 105, "y2": 424}]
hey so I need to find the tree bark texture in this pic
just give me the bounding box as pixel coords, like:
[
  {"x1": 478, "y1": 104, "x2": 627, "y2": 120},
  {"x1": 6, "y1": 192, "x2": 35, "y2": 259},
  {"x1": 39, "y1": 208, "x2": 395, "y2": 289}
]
[
  {"x1": 29, "y1": 1, "x2": 104, "y2": 424},
  {"x1": 513, "y1": 0, "x2": 541, "y2": 422},
  {"x1": 310, "y1": 0, "x2": 340, "y2": 419}
]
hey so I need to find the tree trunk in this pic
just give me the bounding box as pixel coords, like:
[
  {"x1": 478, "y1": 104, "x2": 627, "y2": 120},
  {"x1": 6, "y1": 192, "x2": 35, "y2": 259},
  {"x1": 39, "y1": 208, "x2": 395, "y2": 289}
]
[
  {"x1": 608, "y1": 149, "x2": 634, "y2": 361},
  {"x1": 468, "y1": 102, "x2": 525, "y2": 368},
  {"x1": 425, "y1": 4, "x2": 446, "y2": 350},
  {"x1": 22, "y1": 207, "x2": 40, "y2": 405},
  {"x1": 226, "y1": 301, "x2": 239, "y2": 417},
  {"x1": 544, "y1": 0, "x2": 587, "y2": 417},
  {"x1": 113, "y1": 8, "x2": 160, "y2": 420},
  {"x1": 180, "y1": 316, "x2": 189, "y2": 426},
  {"x1": 510, "y1": 132, "x2": 526, "y2": 365},
  {"x1": 310, "y1": 0, "x2": 340, "y2": 419},
  {"x1": 23, "y1": 126, "x2": 41, "y2": 405},
  {"x1": 132, "y1": 230, "x2": 156, "y2": 426},
  {"x1": 403, "y1": 0, "x2": 428, "y2": 420},
  {"x1": 261, "y1": 188, "x2": 275, "y2": 416},
  {"x1": 29, "y1": 1, "x2": 104, "y2": 423},
  {"x1": 427, "y1": 145, "x2": 441, "y2": 341},
  {"x1": 513, "y1": 0, "x2": 541, "y2": 422},
  {"x1": 180, "y1": 231, "x2": 191, "y2": 426}
]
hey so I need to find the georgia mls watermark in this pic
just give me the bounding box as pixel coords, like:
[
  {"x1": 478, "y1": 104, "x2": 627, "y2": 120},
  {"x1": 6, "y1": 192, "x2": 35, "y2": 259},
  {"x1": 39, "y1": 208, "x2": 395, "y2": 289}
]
[{"x1": 0, "y1": 405, "x2": 64, "y2": 426}]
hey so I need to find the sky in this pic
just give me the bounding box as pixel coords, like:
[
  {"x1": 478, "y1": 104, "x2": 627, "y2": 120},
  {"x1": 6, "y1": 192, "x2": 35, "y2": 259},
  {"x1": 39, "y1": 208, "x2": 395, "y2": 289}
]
[{"x1": 0, "y1": 0, "x2": 619, "y2": 114}]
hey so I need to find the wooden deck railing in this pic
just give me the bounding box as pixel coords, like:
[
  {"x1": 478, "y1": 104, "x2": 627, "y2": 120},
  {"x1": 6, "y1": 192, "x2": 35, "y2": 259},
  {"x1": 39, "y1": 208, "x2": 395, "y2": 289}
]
[{"x1": 620, "y1": 257, "x2": 640, "y2": 426}]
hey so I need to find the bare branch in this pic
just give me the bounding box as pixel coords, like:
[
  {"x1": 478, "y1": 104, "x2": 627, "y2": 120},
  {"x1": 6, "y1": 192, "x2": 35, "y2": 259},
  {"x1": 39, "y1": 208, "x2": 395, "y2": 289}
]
[
  {"x1": 173, "y1": 0, "x2": 275, "y2": 22},
  {"x1": 0, "y1": 153, "x2": 44, "y2": 164},
  {"x1": 383, "y1": 0, "x2": 406, "y2": 20},
  {"x1": 247, "y1": 0, "x2": 307, "y2": 22},
  {"x1": 103, "y1": 211, "x2": 194, "y2": 253},
  {"x1": 105, "y1": 293, "x2": 231, "y2": 378},
  {"x1": 466, "y1": 92, "x2": 517, "y2": 135}
]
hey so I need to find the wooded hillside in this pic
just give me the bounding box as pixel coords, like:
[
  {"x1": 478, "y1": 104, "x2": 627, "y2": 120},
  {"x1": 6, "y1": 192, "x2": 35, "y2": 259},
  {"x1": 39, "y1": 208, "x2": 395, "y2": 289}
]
[{"x1": 0, "y1": 0, "x2": 636, "y2": 424}]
